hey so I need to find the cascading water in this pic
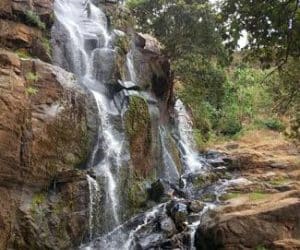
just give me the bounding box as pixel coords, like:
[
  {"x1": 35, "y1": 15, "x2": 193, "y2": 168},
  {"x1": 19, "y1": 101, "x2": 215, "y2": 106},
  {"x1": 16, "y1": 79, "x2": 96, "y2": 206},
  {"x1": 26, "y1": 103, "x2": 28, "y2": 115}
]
[
  {"x1": 174, "y1": 99, "x2": 204, "y2": 173},
  {"x1": 52, "y1": 0, "x2": 237, "y2": 249},
  {"x1": 53, "y1": 0, "x2": 127, "y2": 237}
]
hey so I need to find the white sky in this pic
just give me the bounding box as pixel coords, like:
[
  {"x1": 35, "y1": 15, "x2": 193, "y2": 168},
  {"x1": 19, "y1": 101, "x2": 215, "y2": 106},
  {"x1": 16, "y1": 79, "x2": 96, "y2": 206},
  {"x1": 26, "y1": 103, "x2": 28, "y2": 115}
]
[{"x1": 210, "y1": 0, "x2": 248, "y2": 48}]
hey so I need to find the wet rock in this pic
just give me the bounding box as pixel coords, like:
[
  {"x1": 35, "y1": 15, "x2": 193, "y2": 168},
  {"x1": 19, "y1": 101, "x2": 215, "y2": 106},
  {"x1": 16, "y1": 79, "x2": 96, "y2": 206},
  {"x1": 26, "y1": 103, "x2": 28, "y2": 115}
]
[
  {"x1": 188, "y1": 200, "x2": 205, "y2": 213},
  {"x1": 92, "y1": 48, "x2": 118, "y2": 85},
  {"x1": 125, "y1": 95, "x2": 152, "y2": 176},
  {"x1": 166, "y1": 200, "x2": 189, "y2": 231},
  {"x1": 148, "y1": 179, "x2": 165, "y2": 202},
  {"x1": 225, "y1": 143, "x2": 239, "y2": 150},
  {"x1": 160, "y1": 216, "x2": 177, "y2": 237}
]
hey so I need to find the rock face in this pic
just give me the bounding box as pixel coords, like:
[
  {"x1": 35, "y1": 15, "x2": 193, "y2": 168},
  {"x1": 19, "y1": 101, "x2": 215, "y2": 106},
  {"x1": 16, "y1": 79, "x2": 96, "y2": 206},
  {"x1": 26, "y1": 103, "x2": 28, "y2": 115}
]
[
  {"x1": 0, "y1": 47, "x2": 95, "y2": 249},
  {"x1": 0, "y1": 0, "x2": 177, "y2": 248}
]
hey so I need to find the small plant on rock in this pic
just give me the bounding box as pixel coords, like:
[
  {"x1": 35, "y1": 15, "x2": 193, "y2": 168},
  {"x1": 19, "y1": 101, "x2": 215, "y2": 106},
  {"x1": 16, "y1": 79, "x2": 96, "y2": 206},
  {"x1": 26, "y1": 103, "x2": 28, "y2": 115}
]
[{"x1": 25, "y1": 10, "x2": 46, "y2": 30}]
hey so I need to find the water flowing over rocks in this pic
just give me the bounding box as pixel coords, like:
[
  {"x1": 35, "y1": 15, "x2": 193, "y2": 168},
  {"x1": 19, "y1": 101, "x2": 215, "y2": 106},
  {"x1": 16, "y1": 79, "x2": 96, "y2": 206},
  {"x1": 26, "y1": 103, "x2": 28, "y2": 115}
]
[{"x1": 1, "y1": 0, "x2": 299, "y2": 249}]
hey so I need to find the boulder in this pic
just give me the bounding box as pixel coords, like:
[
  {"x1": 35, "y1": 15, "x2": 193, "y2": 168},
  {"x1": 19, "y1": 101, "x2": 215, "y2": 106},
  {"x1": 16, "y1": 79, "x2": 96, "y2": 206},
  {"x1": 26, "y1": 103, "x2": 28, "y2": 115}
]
[{"x1": 195, "y1": 193, "x2": 300, "y2": 250}]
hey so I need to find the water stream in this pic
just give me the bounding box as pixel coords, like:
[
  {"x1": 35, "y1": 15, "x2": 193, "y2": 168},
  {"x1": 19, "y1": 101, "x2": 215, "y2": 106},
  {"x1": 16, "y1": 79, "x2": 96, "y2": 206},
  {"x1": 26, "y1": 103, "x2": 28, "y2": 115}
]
[{"x1": 52, "y1": 0, "x2": 234, "y2": 249}]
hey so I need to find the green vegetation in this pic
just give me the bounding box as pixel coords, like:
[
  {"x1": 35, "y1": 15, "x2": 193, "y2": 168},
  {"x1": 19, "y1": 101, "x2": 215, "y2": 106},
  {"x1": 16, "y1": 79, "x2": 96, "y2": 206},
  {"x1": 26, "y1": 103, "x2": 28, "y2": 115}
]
[
  {"x1": 42, "y1": 37, "x2": 52, "y2": 59},
  {"x1": 25, "y1": 10, "x2": 46, "y2": 30},
  {"x1": 256, "y1": 246, "x2": 268, "y2": 250},
  {"x1": 15, "y1": 49, "x2": 31, "y2": 59},
  {"x1": 220, "y1": 192, "x2": 241, "y2": 201},
  {"x1": 26, "y1": 72, "x2": 39, "y2": 84},
  {"x1": 26, "y1": 86, "x2": 38, "y2": 96},
  {"x1": 268, "y1": 177, "x2": 290, "y2": 186},
  {"x1": 128, "y1": 0, "x2": 300, "y2": 146},
  {"x1": 30, "y1": 193, "x2": 46, "y2": 214},
  {"x1": 249, "y1": 192, "x2": 268, "y2": 201}
]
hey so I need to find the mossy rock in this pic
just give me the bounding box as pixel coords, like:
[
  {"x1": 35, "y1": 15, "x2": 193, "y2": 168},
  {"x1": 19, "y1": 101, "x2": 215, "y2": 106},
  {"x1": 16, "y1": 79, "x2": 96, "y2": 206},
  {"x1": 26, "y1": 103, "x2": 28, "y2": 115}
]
[{"x1": 125, "y1": 95, "x2": 152, "y2": 176}]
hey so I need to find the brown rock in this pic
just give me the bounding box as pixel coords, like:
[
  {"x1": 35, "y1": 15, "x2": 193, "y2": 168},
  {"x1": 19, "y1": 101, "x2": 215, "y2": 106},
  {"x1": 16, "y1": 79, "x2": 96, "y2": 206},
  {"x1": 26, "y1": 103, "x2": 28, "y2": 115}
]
[
  {"x1": 0, "y1": 50, "x2": 95, "y2": 248},
  {"x1": 195, "y1": 192, "x2": 300, "y2": 250}
]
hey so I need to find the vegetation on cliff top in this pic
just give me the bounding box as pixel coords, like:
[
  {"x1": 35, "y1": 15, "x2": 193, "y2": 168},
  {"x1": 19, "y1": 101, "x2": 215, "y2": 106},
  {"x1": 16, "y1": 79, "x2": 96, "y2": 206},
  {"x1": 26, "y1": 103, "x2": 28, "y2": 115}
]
[{"x1": 127, "y1": 0, "x2": 300, "y2": 146}]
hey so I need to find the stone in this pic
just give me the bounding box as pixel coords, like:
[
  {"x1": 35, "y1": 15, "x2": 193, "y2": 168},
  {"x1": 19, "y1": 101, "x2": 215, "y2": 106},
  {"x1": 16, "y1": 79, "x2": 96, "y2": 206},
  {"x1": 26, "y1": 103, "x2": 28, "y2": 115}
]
[
  {"x1": 160, "y1": 216, "x2": 177, "y2": 237},
  {"x1": 148, "y1": 179, "x2": 165, "y2": 202},
  {"x1": 195, "y1": 193, "x2": 300, "y2": 250},
  {"x1": 188, "y1": 200, "x2": 205, "y2": 213},
  {"x1": 166, "y1": 200, "x2": 189, "y2": 231}
]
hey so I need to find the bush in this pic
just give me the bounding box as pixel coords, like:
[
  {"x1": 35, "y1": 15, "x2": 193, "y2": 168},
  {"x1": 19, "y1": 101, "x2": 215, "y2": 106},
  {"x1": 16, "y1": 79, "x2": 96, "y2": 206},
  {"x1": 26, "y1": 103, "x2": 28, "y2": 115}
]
[
  {"x1": 25, "y1": 10, "x2": 46, "y2": 30},
  {"x1": 261, "y1": 118, "x2": 285, "y2": 131}
]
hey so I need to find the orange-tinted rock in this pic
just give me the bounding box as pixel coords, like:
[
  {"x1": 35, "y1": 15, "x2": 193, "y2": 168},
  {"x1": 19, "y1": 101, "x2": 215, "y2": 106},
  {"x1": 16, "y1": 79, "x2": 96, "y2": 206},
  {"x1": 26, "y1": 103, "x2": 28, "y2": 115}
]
[
  {"x1": 195, "y1": 194, "x2": 300, "y2": 250},
  {"x1": 0, "y1": 49, "x2": 94, "y2": 248}
]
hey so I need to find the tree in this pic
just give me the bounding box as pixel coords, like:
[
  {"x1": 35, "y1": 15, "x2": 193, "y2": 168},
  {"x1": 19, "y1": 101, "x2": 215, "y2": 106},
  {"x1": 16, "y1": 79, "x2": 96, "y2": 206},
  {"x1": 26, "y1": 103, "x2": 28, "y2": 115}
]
[
  {"x1": 219, "y1": 0, "x2": 300, "y2": 66},
  {"x1": 127, "y1": 0, "x2": 227, "y2": 62}
]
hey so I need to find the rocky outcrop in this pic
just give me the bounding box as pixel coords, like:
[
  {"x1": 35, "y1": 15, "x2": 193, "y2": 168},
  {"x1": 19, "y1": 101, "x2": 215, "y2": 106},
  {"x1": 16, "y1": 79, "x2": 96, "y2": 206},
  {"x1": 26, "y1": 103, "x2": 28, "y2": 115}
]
[
  {"x1": 0, "y1": 0, "x2": 53, "y2": 62},
  {"x1": 0, "y1": 48, "x2": 95, "y2": 248},
  {"x1": 195, "y1": 191, "x2": 300, "y2": 250},
  {"x1": 196, "y1": 130, "x2": 300, "y2": 250}
]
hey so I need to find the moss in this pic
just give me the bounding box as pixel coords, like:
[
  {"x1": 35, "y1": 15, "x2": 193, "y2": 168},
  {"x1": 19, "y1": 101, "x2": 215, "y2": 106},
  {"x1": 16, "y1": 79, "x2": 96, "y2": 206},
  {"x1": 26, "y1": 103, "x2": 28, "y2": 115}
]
[
  {"x1": 41, "y1": 37, "x2": 52, "y2": 59},
  {"x1": 220, "y1": 192, "x2": 241, "y2": 201},
  {"x1": 125, "y1": 95, "x2": 151, "y2": 138},
  {"x1": 30, "y1": 193, "x2": 46, "y2": 214},
  {"x1": 26, "y1": 72, "x2": 39, "y2": 84},
  {"x1": 193, "y1": 173, "x2": 219, "y2": 189},
  {"x1": 201, "y1": 193, "x2": 217, "y2": 202},
  {"x1": 249, "y1": 192, "x2": 268, "y2": 201},
  {"x1": 125, "y1": 95, "x2": 152, "y2": 176},
  {"x1": 268, "y1": 177, "x2": 290, "y2": 186},
  {"x1": 256, "y1": 246, "x2": 268, "y2": 250},
  {"x1": 127, "y1": 179, "x2": 148, "y2": 210},
  {"x1": 115, "y1": 35, "x2": 130, "y2": 56},
  {"x1": 15, "y1": 49, "x2": 31, "y2": 59}
]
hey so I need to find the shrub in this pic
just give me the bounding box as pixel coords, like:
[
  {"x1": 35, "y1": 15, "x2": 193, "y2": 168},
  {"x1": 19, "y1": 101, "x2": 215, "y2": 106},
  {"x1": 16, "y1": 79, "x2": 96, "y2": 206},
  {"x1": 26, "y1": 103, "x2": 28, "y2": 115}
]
[
  {"x1": 262, "y1": 118, "x2": 285, "y2": 131},
  {"x1": 42, "y1": 37, "x2": 52, "y2": 58},
  {"x1": 26, "y1": 72, "x2": 39, "y2": 84},
  {"x1": 15, "y1": 49, "x2": 31, "y2": 59},
  {"x1": 26, "y1": 86, "x2": 38, "y2": 96},
  {"x1": 25, "y1": 10, "x2": 46, "y2": 30}
]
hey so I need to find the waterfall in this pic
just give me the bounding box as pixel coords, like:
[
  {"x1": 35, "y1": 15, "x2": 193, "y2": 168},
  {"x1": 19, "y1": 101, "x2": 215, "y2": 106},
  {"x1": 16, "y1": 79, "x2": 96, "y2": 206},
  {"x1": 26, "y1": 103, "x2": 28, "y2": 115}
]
[
  {"x1": 53, "y1": 0, "x2": 126, "y2": 236},
  {"x1": 174, "y1": 99, "x2": 204, "y2": 173},
  {"x1": 52, "y1": 0, "x2": 223, "y2": 249}
]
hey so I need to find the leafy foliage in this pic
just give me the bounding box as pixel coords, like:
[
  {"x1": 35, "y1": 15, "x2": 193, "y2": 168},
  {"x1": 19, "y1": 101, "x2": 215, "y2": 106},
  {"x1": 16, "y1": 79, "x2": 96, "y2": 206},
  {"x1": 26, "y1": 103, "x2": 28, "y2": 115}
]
[
  {"x1": 127, "y1": 0, "x2": 227, "y2": 62},
  {"x1": 219, "y1": 0, "x2": 300, "y2": 62}
]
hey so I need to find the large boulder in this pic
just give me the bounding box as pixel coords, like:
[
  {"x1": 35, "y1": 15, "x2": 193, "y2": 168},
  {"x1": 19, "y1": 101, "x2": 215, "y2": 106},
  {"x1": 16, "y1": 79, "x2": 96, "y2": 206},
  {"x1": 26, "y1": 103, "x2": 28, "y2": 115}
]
[{"x1": 195, "y1": 192, "x2": 300, "y2": 250}]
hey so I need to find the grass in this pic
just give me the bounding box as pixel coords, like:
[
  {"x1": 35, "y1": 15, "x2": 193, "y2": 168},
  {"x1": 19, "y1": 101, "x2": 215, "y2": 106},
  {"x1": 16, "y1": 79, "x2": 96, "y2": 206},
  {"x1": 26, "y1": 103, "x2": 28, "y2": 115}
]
[
  {"x1": 15, "y1": 49, "x2": 31, "y2": 59},
  {"x1": 25, "y1": 10, "x2": 46, "y2": 30},
  {"x1": 26, "y1": 72, "x2": 39, "y2": 84},
  {"x1": 249, "y1": 192, "x2": 267, "y2": 201},
  {"x1": 268, "y1": 177, "x2": 290, "y2": 186},
  {"x1": 42, "y1": 37, "x2": 52, "y2": 59},
  {"x1": 26, "y1": 86, "x2": 38, "y2": 96}
]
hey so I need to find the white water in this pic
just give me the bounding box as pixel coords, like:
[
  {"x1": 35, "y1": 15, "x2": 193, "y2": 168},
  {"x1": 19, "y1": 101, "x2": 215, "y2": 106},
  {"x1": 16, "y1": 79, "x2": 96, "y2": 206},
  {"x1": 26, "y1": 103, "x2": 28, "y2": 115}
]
[
  {"x1": 159, "y1": 126, "x2": 180, "y2": 182},
  {"x1": 174, "y1": 99, "x2": 204, "y2": 173},
  {"x1": 54, "y1": 0, "x2": 124, "y2": 236},
  {"x1": 53, "y1": 0, "x2": 230, "y2": 249}
]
